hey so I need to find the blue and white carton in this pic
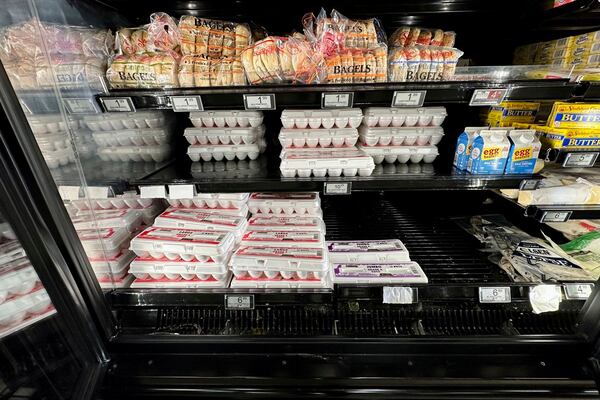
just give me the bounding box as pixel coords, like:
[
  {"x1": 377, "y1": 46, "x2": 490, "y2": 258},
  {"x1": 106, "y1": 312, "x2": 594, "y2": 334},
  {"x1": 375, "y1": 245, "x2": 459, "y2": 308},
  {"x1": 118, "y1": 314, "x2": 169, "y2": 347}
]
[
  {"x1": 453, "y1": 127, "x2": 486, "y2": 170},
  {"x1": 467, "y1": 130, "x2": 510, "y2": 174},
  {"x1": 504, "y1": 130, "x2": 541, "y2": 174}
]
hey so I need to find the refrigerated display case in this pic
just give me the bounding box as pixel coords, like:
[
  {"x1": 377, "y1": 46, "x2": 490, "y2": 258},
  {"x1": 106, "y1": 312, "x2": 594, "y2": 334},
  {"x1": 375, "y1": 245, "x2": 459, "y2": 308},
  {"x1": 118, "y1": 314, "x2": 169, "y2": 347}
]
[{"x1": 1, "y1": 0, "x2": 600, "y2": 398}]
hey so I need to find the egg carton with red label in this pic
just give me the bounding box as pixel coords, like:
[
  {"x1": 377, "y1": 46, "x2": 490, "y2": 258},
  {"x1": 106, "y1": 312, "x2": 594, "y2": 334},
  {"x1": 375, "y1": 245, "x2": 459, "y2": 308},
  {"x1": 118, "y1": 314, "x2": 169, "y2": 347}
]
[
  {"x1": 92, "y1": 127, "x2": 174, "y2": 147},
  {"x1": 98, "y1": 274, "x2": 134, "y2": 289},
  {"x1": 166, "y1": 202, "x2": 249, "y2": 217},
  {"x1": 0, "y1": 241, "x2": 27, "y2": 266},
  {"x1": 230, "y1": 245, "x2": 329, "y2": 274},
  {"x1": 359, "y1": 126, "x2": 444, "y2": 146},
  {"x1": 248, "y1": 192, "x2": 321, "y2": 215},
  {"x1": 84, "y1": 111, "x2": 171, "y2": 131},
  {"x1": 131, "y1": 272, "x2": 232, "y2": 288},
  {"x1": 357, "y1": 144, "x2": 439, "y2": 164},
  {"x1": 88, "y1": 249, "x2": 136, "y2": 278},
  {"x1": 44, "y1": 147, "x2": 76, "y2": 169},
  {"x1": 0, "y1": 287, "x2": 52, "y2": 327},
  {"x1": 72, "y1": 209, "x2": 143, "y2": 232},
  {"x1": 280, "y1": 147, "x2": 375, "y2": 178},
  {"x1": 27, "y1": 114, "x2": 80, "y2": 135},
  {"x1": 189, "y1": 110, "x2": 264, "y2": 128},
  {"x1": 279, "y1": 128, "x2": 358, "y2": 148},
  {"x1": 71, "y1": 195, "x2": 159, "y2": 211},
  {"x1": 98, "y1": 145, "x2": 172, "y2": 163},
  {"x1": 0, "y1": 259, "x2": 40, "y2": 304},
  {"x1": 240, "y1": 230, "x2": 325, "y2": 249},
  {"x1": 362, "y1": 107, "x2": 447, "y2": 128},
  {"x1": 167, "y1": 192, "x2": 249, "y2": 210},
  {"x1": 327, "y1": 239, "x2": 411, "y2": 264},
  {"x1": 35, "y1": 131, "x2": 70, "y2": 152},
  {"x1": 247, "y1": 216, "x2": 326, "y2": 233},
  {"x1": 230, "y1": 273, "x2": 332, "y2": 289},
  {"x1": 184, "y1": 125, "x2": 265, "y2": 146},
  {"x1": 187, "y1": 140, "x2": 266, "y2": 162},
  {"x1": 130, "y1": 227, "x2": 235, "y2": 262},
  {"x1": 78, "y1": 227, "x2": 133, "y2": 258},
  {"x1": 129, "y1": 256, "x2": 228, "y2": 281},
  {"x1": 153, "y1": 209, "x2": 248, "y2": 239},
  {"x1": 281, "y1": 109, "x2": 363, "y2": 129}
]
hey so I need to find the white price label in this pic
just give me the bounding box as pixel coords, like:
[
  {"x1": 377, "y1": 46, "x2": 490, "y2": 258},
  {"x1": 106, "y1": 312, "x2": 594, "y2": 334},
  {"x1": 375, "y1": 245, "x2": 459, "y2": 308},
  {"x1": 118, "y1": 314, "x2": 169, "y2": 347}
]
[
  {"x1": 479, "y1": 287, "x2": 511, "y2": 303},
  {"x1": 324, "y1": 182, "x2": 351, "y2": 195},
  {"x1": 541, "y1": 211, "x2": 572, "y2": 223},
  {"x1": 63, "y1": 98, "x2": 99, "y2": 114},
  {"x1": 243, "y1": 94, "x2": 275, "y2": 110},
  {"x1": 392, "y1": 91, "x2": 426, "y2": 107},
  {"x1": 58, "y1": 186, "x2": 80, "y2": 200},
  {"x1": 225, "y1": 294, "x2": 254, "y2": 310},
  {"x1": 100, "y1": 97, "x2": 135, "y2": 112},
  {"x1": 322, "y1": 92, "x2": 354, "y2": 108},
  {"x1": 171, "y1": 96, "x2": 203, "y2": 112},
  {"x1": 383, "y1": 287, "x2": 416, "y2": 304},
  {"x1": 140, "y1": 185, "x2": 166, "y2": 199},
  {"x1": 564, "y1": 283, "x2": 593, "y2": 300},
  {"x1": 168, "y1": 184, "x2": 196, "y2": 199},
  {"x1": 519, "y1": 179, "x2": 539, "y2": 191},
  {"x1": 469, "y1": 89, "x2": 508, "y2": 106},
  {"x1": 563, "y1": 152, "x2": 598, "y2": 168},
  {"x1": 86, "y1": 186, "x2": 109, "y2": 199}
]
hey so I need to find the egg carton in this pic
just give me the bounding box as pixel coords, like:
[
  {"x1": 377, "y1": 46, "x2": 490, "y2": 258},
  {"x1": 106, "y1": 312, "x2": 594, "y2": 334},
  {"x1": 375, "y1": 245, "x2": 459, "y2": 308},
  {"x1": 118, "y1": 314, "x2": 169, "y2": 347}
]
[
  {"x1": 240, "y1": 230, "x2": 325, "y2": 248},
  {"x1": 130, "y1": 272, "x2": 232, "y2": 288},
  {"x1": 84, "y1": 111, "x2": 170, "y2": 131},
  {"x1": 281, "y1": 109, "x2": 363, "y2": 129},
  {"x1": 129, "y1": 256, "x2": 228, "y2": 281},
  {"x1": 0, "y1": 288, "x2": 51, "y2": 327},
  {"x1": 230, "y1": 274, "x2": 332, "y2": 289},
  {"x1": 357, "y1": 144, "x2": 439, "y2": 164},
  {"x1": 0, "y1": 259, "x2": 40, "y2": 304},
  {"x1": 190, "y1": 159, "x2": 265, "y2": 178},
  {"x1": 0, "y1": 241, "x2": 27, "y2": 266},
  {"x1": 327, "y1": 239, "x2": 411, "y2": 264},
  {"x1": 333, "y1": 262, "x2": 428, "y2": 284},
  {"x1": 130, "y1": 227, "x2": 235, "y2": 262},
  {"x1": 247, "y1": 216, "x2": 326, "y2": 233},
  {"x1": 372, "y1": 162, "x2": 435, "y2": 176},
  {"x1": 35, "y1": 132, "x2": 70, "y2": 152},
  {"x1": 279, "y1": 128, "x2": 359, "y2": 148},
  {"x1": 44, "y1": 147, "x2": 75, "y2": 168},
  {"x1": 97, "y1": 145, "x2": 172, "y2": 163},
  {"x1": 187, "y1": 141, "x2": 266, "y2": 162},
  {"x1": 363, "y1": 107, "x2": 447, "y2": 128},
  {"x1": 98, "y1": 274, "x2": 134, "y2": 289},
  {"x1": 231, "y1": 246, "x2": 329, "y2": 273},
  {"x1": 93, "y1": 259, "x2": 130, "y2": 281},
  {"x1": 27, "y1": 114, "x2": 80, "y2": 135},
  {"x1": 189, "y1": 110, "x2": 264, "y2": 128},
  {"x1": 280, "y1": 148, "x2": 375, "y2": 177},
  {"x1": 184, "y1": 125, "x2": 265, "y2": 145},
  {"x1": 71, "y1": 196, "x2": 158, "y2": 211},
  {"x1": 88, "y1": 249, "x2": 136, "y2": 276},
  {"x1": 167, "y1": 192, "x2": 249, "y2": 210},
  {"x1": 91, "y1": 127, "x2": 173, "y2": 147},
  {"x1": 248, "y1": 192, "x2": 321, "y2": 215},
  {"x1": 166, "y1": 202, "x2": 249, "y2": 217},
  {"x1": 231, "y1": 269, "x2": 328, "y2": 280},
  {"x1": 154, "y1": 208, "x2": 248, "y2": 236},
  {"x1": 78, "y1": 227, "x2": 132, "y2": 259},
  {"x1": 72, "y1": 209, "x2": 143, "y2": 232},
  {"x1": 359, "y1": 126, "x2": 444, "y2": 146}
]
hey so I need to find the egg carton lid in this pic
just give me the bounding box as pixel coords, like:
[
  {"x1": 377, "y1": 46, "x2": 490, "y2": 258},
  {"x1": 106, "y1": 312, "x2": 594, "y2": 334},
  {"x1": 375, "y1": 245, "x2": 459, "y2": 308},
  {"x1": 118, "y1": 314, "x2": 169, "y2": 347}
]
[
  {"x1": 71, "y1": 209, "x2": 143, "y2": 230},
  {"x1": 230, "y1": 273, "x2": 332, "y2": 289},
  {"x1": 280, "y1": 150, "x2": 375, "y2": 169},
  {"x1": 187, "y1": 142, "x2": 265, "y2": 155},
  {"x1": 0, "y1": 241, "x2": 27, "y2": 266},
  {"x1": 327, "y1": 239, "x2": 411, "y2": 264},
  {"x1": 240, "y1": 230, "x2": 325, "y2": 248},
  {"x1": 88, "y1": 250, "x2": 136, "y2": 274},
  {"x1": 358, "y1": 126, "x2": 444, "y2": 135},
  {"x1": 281, "y1": 109, "x2": 363, "y2": 118},
  {"x1": 184, "y1": 125, "x2": 265, "y2": 137},
  {"x1": 249, "y1": 192, "x2": 321, "y2": 206},
  {"x1": 358, "y1": 145, "x2": 439, "y2": 156},
  {"x1": 154, "y1": 208, "x2": 248, "y2": 232},
  {"x1": 0, "y1": 287, "x2": 49, "y2": 316},
  {"x1": 279, "y1": 127, "x2": 358, "y2": 139},
  {"x1": 333, "y1": 262, "x2": 428, "y2": 284},
  {"x1": 231, "y1": 246, "x2": 328, "y2": 271},
  {"x1": 130, "y1": 256, "x2": 228, "y2": 275},
  {"x1": 97, "y1": 145, "x2": 171, "y2": 155},
  {"x1": 84, "y1": 110, "x2": 168, "y2": 121},
  {"x1": 247, "y1": 216, "x2": 325, "y2": 233},
  {"x1": 190, "y1": 110, "x2": 263, "y2": 118},
  {"x1": 130, "y1": 227, "x2": 235, "y2": 257},
  {"x1": 130, "y1": 272, "x2": 232, "y2": 288},
  {"x1": 77, "y1": 227, "x2": 132, "y2": 252}
]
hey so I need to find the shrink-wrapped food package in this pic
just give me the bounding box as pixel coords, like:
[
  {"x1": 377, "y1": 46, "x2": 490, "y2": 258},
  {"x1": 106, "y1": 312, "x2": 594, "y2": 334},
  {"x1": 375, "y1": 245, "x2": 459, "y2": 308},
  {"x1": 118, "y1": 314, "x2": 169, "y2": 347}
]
[{"x1": 178, "y1": 16, "x2": 251, "y2": 58}]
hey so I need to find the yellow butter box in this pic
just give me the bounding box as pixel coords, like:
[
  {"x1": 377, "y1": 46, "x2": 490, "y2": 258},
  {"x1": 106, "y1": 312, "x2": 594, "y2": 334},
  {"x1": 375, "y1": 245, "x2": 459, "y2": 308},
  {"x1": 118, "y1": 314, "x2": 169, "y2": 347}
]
[
  {"x1": 537, "y1": 126, "x2": 600, "y2": 150},
  {"x1": 487, "y1": 102, "x2": 540, "y2": 127},
  {"x1": 574, "y1": 30, "x2": 600, "y2": 46},
  {"x1": 547, "y1": 102, "x2": 600, "y2": 129}
]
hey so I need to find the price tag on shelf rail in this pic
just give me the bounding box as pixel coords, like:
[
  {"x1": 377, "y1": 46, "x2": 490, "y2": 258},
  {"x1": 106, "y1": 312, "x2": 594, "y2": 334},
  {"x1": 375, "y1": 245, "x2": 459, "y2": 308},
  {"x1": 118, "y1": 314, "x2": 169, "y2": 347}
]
[
  {"x1": 58, "y1": 186, "x2": 80, "y2": 201},
  {"x1": 563, "y1": 283, "x2": 593, "y2": 300},
  {"x1": 469, "y1": 88, "x2": 508, "y2": 106},
  {"x1": 322, "y1": 92, "x2": 354, "y2": 108},
  {"x1": 63, "y1": 98, "x2": 100, "y2": 114},
  {"x1": 100, "y1": 97, "x2": 135, "y2": 112},
  {"x1": 225, "y1": 294, "x2": 254, "y2": 310},
  {"x1": 479, "y1": 287, "x2": 511, "y2": 304},
  {"x1": 324, "y1": 182, "x2": 352, "y2": 195},
  {"x1": 562, "y1": 152, "x2": 598, "y2": 168},
  {"x1": 140, "y1": 185, "x2": 166, "y2": 199},
  {"x1": 382, "y1": 287, "x2": 416, "y2": 304},
  {"x1": 519, "y1": 179, "x2": 540, "y2": 191},
  {"x1": 540, "y1": 211, "x2": 572, "y2": 223},
  {"x1": 86, "y1": 186, "x2": 109, "y2": 199},
  {"x1": 243, "y1": 94, "x2": 276, "y2": 110},
  {"x1": 391, "y1": 91, "x2": 426, "y2": 107},
  {"x1": 171, "y1": 96, "x2": 204, "y2": 112},
  {"x1": 168, "y1": 184, "x2": 196, "y2": 199}
]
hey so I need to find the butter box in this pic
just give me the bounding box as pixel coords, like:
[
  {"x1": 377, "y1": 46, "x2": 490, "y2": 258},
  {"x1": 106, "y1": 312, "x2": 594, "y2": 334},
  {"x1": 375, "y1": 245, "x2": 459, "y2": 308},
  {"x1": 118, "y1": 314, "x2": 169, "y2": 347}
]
[
  {"x1": 537, "y1": 126, "x2": 600, "y2": 150},
  {"x1": 547, "y1": 102, "x2": 600, "y2": 129},
  {"x1": 487, "y1": 102, "x2": 539, "y2": 127},
  {"x1": 467, "y1": 130, "x2": 510, "y2": 174},
  {"x1": 504, "y1": 130, "x2": 541, "y2": 174}
]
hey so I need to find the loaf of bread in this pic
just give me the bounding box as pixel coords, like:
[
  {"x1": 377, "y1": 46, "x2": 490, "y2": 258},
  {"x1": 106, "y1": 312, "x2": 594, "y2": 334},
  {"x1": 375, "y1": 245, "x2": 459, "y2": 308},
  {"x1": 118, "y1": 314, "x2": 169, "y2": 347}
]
[
  {"x1": 179, "y1": 16, "x2": 251, "y2": 58},
  {"x1": 178, "y1": 55, "x2": 246, "y2": 87}
]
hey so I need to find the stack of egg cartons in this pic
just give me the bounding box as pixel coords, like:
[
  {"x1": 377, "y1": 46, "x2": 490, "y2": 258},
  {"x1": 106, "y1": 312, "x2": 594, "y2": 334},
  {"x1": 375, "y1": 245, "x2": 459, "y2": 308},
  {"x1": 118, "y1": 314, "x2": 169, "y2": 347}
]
[
  {"x1": 185, "y1": 111, "x2": 266, "y2": 162},
  {"x1": 230, "y1": 192, "x2": 331, "y2": 289},
  {"x1": 357, "y1": 107, "x2": 446, "y2": 165},
  {"x1": 129, "y1": 193, "x2": 250, "y2": 288},
  {"x1": 84, "y1": 111, "x2": 173, "y2": 163},
  {"x1": 27, "y1": 115, "x2": 82, "y2": 168},
  {"x1": 72, "y1": 193, "x2": 165, "y2": 288},
  {"x1": 279, "y1": 109, "x2": 375, "y2": 178}
]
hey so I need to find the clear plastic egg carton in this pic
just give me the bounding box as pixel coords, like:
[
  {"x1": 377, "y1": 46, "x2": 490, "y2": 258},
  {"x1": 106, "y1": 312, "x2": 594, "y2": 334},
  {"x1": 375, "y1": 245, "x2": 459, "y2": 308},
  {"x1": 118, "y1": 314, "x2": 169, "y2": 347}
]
[
  {"x1": 71, "y1": 195, "x2": 158, "y2": 211},
  {"x1": 187, "y1": 140, "x2": 266, "y2": 162},
  {"x1": 35, "y1": 132, "x2": 70, "y2": 152},
  {"x1": 280, "y1": 148, "x2": 375, "y2": 177},
  {"x1": 0, "y1": 259, "x2": 40, "y2": 304},
  {"x1": 130, "y1": 227, "x2": 235, "y2": 263},
  {"x1": 88, "y1": 250, "x2": 136, "y2": 279},
  {"x1": 0, "y1": 241, "x2": 27, "y2": 266},
  {"x1": 167, "y1": 192, "x2": 249, "y2": 210},
  {"x1": 91, "y1": 127, "x2": 173, "y2": 147},
  {"x1": 240, "y1": 230, "x2": 325, "y2": 249},
  {"x1": 83, "y1": 111, "x2": 171, "y2": 131},
  {"x1": 130, "y1": 272, "x2": 232, "y2": 288},
  {"x1": 248, "y1": 192, "x2": 321, "y2": 215},
  {"x1": 97, "y1": 145, "x2": 172, "y2": 162},
  {"x1": 44, "y1": 147, "x2": 75, "y2": 169},
  {"x1": 358, "y1": 126, "x2": 444, "y2": 146},
  {"x1": 281, "y1": 109, "x2": 363, "y2": 129},
  {"x1": 71, "y1": 209, "x2": 143, "y2": 232},
  {"x1": 279, "y1": 128, "x2": 359, "y2": 148},
  {"x1": 230, "y1": 274, "x2": 332, "y2": 288},
  {"x1": 27, "y1": 114, "x2": 80, "y2": 135},
  {"x1": 184, "y1": 125, "x2": 265, "y2": 145},
  {"x1": 357, "y1": 144, "x2": 439, "y2": 164},
  {"x1": 129, "y1": 256, "x2": 228, "y2": 281},
  {"x1": 247, "y1": 216, "x2": 326, "y2": 233},
  {"x1": 327, "y1": 239, "x2": 411, "y2": 264},
  {"x1": 363, "y1": 107, "x2": 447, "y2": 127},
  {"x1": 0, "y1": 288, "x2": 51, "y2": 327},
  {"x1": 189, "y1": 110, "x2": 264, "y2": 128}
]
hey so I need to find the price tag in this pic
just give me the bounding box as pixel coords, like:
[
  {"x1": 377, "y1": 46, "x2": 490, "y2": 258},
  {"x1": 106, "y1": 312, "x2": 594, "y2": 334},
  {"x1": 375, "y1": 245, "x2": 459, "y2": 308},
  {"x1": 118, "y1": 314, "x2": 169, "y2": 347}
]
[
  {"x1": 168, "y1": 184, "x2": 196, "y2": 199},
  {"x1": 140, "y1": 185, "x2": 166, "y2": 199},
  {"x1": 63, "y1": 98, "x2": 99, "y2": 114},
  {"x1": 479, "y1": 287, "x2": 511, "y2": 303},
  {"x1": 324, "y1": 182, "x2": 351, "y2": 195},
  {"x1": 86, "y1": 186, "x2": 109, "y2": 199},
  {"x1": 171, "y1": 96, "x2": 204, "y2": 112},
  {"x1": 100, "y1": 97, "x2": 135, "y2": 112},
  {"x1": 243, "y1": 94, "x2": 275, "y2": 110},
  {"x1": 322, "y1": 92, "x2": 354, "y2": 108},
  {"x1": 383, "y1": 287, "x2": 416, "y2": 304},
  {"x1": 564, "y1": 283, "x2": 593, "y2": 300},
  {"x1": 225, "y1": 294, "x2": 255, "y2": 310},
  {"x1": 540, "y1": 211, "x2": 572, "y2": 223},
  {"x1": 58, "y1": 186, "x2": 80, "y2": 200},
  {"x1": 520, "y1": 179, "x2": 540, "y2": 191},
  {"x1": 392, "y1": 91, "x2": 426, "y2": 107},
  {"x1": 562, "y1": 152, "x2": 598, "y2": 168},
  {"x1": 469, "y1": 89, "x2": 508, "y2": 106}
]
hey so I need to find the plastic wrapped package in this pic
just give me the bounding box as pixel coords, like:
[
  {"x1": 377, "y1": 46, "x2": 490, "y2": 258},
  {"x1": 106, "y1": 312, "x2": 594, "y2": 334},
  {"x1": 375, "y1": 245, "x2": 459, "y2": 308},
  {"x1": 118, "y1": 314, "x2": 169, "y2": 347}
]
[
  {"x1": 359, "y1": 126, "x2": 444, "y2": 146},
  {"x1": 358, "y1": 144, "x2": 439, "y2": 164},
  {"x1": 178, "y1": 16, "x2": 250, "y2": 57},
  {"x1": 91, "y1": 127, "x2": 173, "y2": 147},
  {"x1": 116, "y1": 13, "x2": 180, "y2": 56},
  {"x1": 166, "y1": 193, "x2": 249, "y2": 210},
  {"x1": 97, "y1": 145, "x2": 172, "y2": 162},
  {"x1": 248, "y1": 192, "x2": 321, "y2": 215},
  {"x1": 187, "y1": 140, "x2": 266, "y2": 162},
  {"x1": 279, "y1": 127, "x2": 358, "y2": 148},
  {"x1": 389, "y1": 26, "x2": 455, "y2": 48},
  {"x1": 78, "y1": 227, "x2": 132, "y2": 258},
  {"x1": 363, "y1": 107, "x2": 447, "y2": 128},
  {"x1": 178, "y1": 55, "x2": 246, "y2": 87},
  {"x1": 107, "y1": 53, "x2": 179, "y2": 89},
  {"x1": 184, "y1": 125, "x2": 264, "y2": 145},
  {"x1": 84, "y1": 111, "x2": 171, "y2": 131},
  {"x1": 0, "y1": 288, "x2": 51, "y2": 328},
  {"x1": 189, "y1": 110, "x2": 263, "y2": 128},
  {"x1": 0, "y1": 259, "x2": 40, "y2": 304},
  {"x1": 281, "y1": 109, "x2": 363, "y2": 129},
  {"x1": 323, "y1": 45, "x2": 387, "y2": 83}
]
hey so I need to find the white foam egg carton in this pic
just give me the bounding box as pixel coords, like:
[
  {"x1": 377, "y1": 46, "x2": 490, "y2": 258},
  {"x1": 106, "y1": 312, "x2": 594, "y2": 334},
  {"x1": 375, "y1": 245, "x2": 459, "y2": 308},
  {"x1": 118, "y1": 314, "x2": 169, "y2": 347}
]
[
  {"x1": 363, "y1": 107, "x2": 447, "y2": 128},
  {"x1": 230, "y1": 274, "x2": 332, "y2": 288},
  {"x1": 0, "y1": 241, "x2": 27, "y2": 266},
  {"x1": 230, "y1": 246, "x2": 329, "y2": 274},
  {"x1": 327, "y1": 239, "x2": 411, "y2": 264},
  {"x1": 333, "y1": 262, "x2": 428, "y2": 284},
  {"x1": 44, "y1": 147, "x2": 75, "y2": 168},
  {"x1": 187, "y1": 141, "x2": 265, "y2": 162},
  {"x1": 189, "y1": 110, "x2": 264, "y2": 128},
  {"x1": 280, "y1": 147, "x2": 375, "y2": 177},
  {"x1": 166, "y1": 202, "x2": 249, "y2": 217},
  {"x1": 279, "y1": 127, "x2": 358, "y2": 148},
  {"x1": 184, "y1": 125, "x2": 265, "y2": 145},
  {"x1": 71, "y1": 209, "x2": 143, "y2": 232},
  {"x1": 0, "y1": 259, "x2": 39, "y2": 304},
  {"x1": 129, "y1": 256, "x2": 228, "y2": 281},
  {"x1": 97, "y1": 145, "x2": 171, "y2": 163},
  {"x1": 27, "y1": 114, "x2": 80, "y2": 135},
  {"x1": 88, "y1": 249, "x2": 135, "y2": 278},
  {"x1": 359, "y1": 126, "x2": 444, "y2": 146},
  {"x1": 281, "y1": 109, "x2": 363, "y2": 129},
  {"x1": 358, "y1": 144, "x2": 439, "y2": 164},
  {"x1": 84, "y1": 111, "x2": 170, "y2": 131},
  {"x1": 71, "y1": 196, "x2": 158, "y2": 211},
  {"x1": 98, "y1": 274, "x2": 134, "y2": 289},
  {"x1": 0, "y1": 288, "x2": 51, "y2": 327},
  {"x1": 129, "y1": 226, "x2": 235, "y2": 262},
  {"x1": 35, "y1": 132, "x2": 70, "y2": 152},
  {"x1": 91, "y1": 127, "x2": 173, "y2": 147},
  {"x1": 240, "y1": 230, "x2": 325, "y2": 249},
  {"x1": 247, "y1": 216, "x2": 326, "y2": 233},
  {"x1": 154, "y1": 208, "x2": 248, "y2": 235},
  {"x1": 131, "y1": 272, "x2": 232, "y2": 288},
  {"x1": 78, "y1": 227, "x2": 132, "y2": 258},
  {"x1": 248, "y1": 192, "x2": 321, "y2": 215}
]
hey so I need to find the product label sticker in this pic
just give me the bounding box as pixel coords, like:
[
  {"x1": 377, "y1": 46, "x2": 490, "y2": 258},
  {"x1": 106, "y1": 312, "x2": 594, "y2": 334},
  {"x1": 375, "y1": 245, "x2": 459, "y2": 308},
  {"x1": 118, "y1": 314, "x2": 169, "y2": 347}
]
[
  {"x1": 324, "y1": 182, "x2": 352, "y2": 195},
  {"x1": 242, "y1": 231, "x2": 321, "y2": 242},
  {"x1": 563, "y1": 283, "x2": 594, "y2": 300},
  {"x1": 478, "y1": 287, "x2": 511, "y2": 303},
  {"x1": 322, "y1": 92, "x2": 354, "y2": 108},
  {"x1": 243, "y1": 94, "x2": 275, "y2": 110},
  {"x1": 159, "y1": 210, "x2": 242, "y2": 227},
  {"x1": 392, "y1": 91, "x2": 426, "y2": 107},
  {"x1": 540, "y1": 211, "x2": 572, "y2": 223},
  {"x1": 236, "y1": 246, "x2": 323, "y2": 260},
  {"x1": 100, "y1": 97, "x2": 135, "y2": 112},
  {"x1": 328, "y1": 240, "x2": 406, "y2": 253},
  {"x1": 469, "y1": 89, "x2": 508, "y2": 106},
  {"x1": 335, "y1": 263, "x2": 423, "y2": 278},
  {"x1": 563, "y1": 152, "x2": 598, "y2": 168},
  {"x1": 171, "y1": 96, "x2": 204, "y2": 112},
  {"x1": 248, "y1": 216, "x2": 319, "y2": 227},
  {"x1": 139, "y1": 227, "x2": 227, "y2": 244},
  {"x1": 225, "y1": 294, "x2": 254, "y2": 310}
]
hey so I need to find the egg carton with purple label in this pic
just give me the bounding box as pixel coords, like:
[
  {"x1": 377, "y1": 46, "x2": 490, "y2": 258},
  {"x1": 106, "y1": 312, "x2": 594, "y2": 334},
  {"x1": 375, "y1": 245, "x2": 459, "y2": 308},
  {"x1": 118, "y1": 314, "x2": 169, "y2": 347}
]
[
  {"x1": 279, "y1": 127, "x2": 358, "y2": 148},
  {"x1": 129, "y1": 257, "x2": 228, "y2": 281},
  {"x1": 363, "y1": 107, "x2": 447, "y2": 128},
  {"x1": 71, "y1": 196, "x2": 158, "y2": 211},
  {"x1": 84, "y1": 111, "x2": 170, "y2": 131},
  {"x1": 35, "y1": 132, "x2": 71, "y2": 152},
  {"x1": 98, "y1": 145, "x2": 171, "y2": 162},
  {"x1": 44, "y1": 147, "x2": 76, "y2": 168},
  {"x1": 359, "y1": 126, "x2": 444, "y2": 146},
  {"x1": 184, "y1": 125, "x2": 265, "y2": 146},
  {"x1": 189, "y1": 110, "x2": 264, "y2": 128},
  {"x1": 0, "y1": 288, "x2": 51, "y2": 327},
  {"x1": 280, "y1": 148, "x2": 375, "y2": 177},
  {"x1": 167, "y1": 192, "x2": 249, "y2": 209},
  {"x1": 27, "y1": 114, "x2": 80, "y2": 135},
  {"x1": 92, "y1": 127, "x2": 173, "y2": 147},
  {"x1": 0, "y1": 260, "x2": 40, "y2": 304},
  {"x1": 187, "y1": 141, "x2": 266, "y2": 162},
  {"x1": 281, "y1": 109, "x2": 363, "y2": 129},
  {"x1": 357, "y1": 144, "x2": 439, "y2": 164},
  {"x1": 248, "y1": 192, "x2": 321, "y2": 215}
]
